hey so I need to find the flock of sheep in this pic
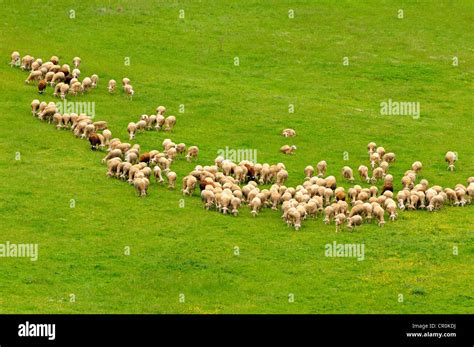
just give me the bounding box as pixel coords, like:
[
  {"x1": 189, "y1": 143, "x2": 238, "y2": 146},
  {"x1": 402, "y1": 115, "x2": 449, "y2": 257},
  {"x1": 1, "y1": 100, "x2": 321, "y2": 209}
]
[
  {"x1": 13, "y1": 51, "x2": 474, "y2": 232},
  {"x1": 11, "y1": 51, "x2": 134, "y2": 99},
  {"x1": 183, "y1": 142, "x2": 473, "y2": 232}
]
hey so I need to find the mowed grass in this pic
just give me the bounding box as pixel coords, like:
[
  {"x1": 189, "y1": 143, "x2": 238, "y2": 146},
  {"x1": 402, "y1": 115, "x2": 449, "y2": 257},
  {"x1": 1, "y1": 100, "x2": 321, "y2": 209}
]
[{"x1": 0, "y1": 0, "x2": 473, "y2": 313}]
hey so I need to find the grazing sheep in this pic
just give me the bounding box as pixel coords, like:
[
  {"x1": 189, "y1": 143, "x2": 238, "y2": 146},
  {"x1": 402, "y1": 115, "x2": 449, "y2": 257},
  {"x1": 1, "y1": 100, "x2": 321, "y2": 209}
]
[
  {"x1": 276, "y1": 170, "x2": 289, "y2": 185},
  {"x1": 304, "y1": 165, "x2": 314, "y2": 180},
  {"x1": 124, "y1": 84, "x2": 134, "y2": 99},
  {"x1": 156, "y1": 105, "x2": 166, "y2": 115},
  {"x1": 445, "y1": 151, "x2": 457, "y2": 171},
  {"x1": 164, "y1": 116, "x2": 176, "y2": 132},
  {"x1": 31, "y1": 99, "x2": 40, "y2": 115},
  {"x1": 342, "y1": 166, "x2": 355, "y2": 183},
  {"x1": 127, "y1": 122, "x2": 137, "y2": 140},
  {"x1": 249, "y1": 197, "x2": 262, "y2": 217},
  {"x1": 50, "y1": 56, "x2": 59, "y2": 65},
  {"x1": 367, "y1": 142, "x2": 377, "y2": 155},
  {"x1": 25, "y1": 70, "x2": 42, "y2": 84},
  {"x1": 182, "y1": 175, "x2": 198, "y2": 196},
  {"x1": 50, "y1": 72, "x2": 65, "y2": 86},
  {"x1": 82, "y1": 77, "x2": 92, "y2": 91},
  {"x1": 133, "y1": 177, "x2": 149, "y2": 197},
  {"x1": 60, "y1": 83, "x2": 69, "y2": 99},
  {"x1": 89, "y1": 133, "x2": 101, "y2": 150},
  {"x1": 335, "y1": 213, "x2": 346, "y2": 232},
  {"x1": 122, "y1": 77, "x2": 130, "y2": 88},
  {"x1": 102, "y1": 149, "x2": 123, "y2": 163},
  {"x1": 371, "y1": 167, "x2": 384, "y2": 184},
  {"x1": 73, "y1": 57, "x2": 81, "y2": 68},
  {"x1": 102, "y1": 129, "x2": 112, "y2": 146},
  {"x1": 358, "y1": 165, "x2": 370, "y2": 183},
  {"x1": 93, "y1": 121, "x2": 107, "y2": 131},
  {"x1": 153, "y1": 166, "x2": 164, "y2": 184},
  {"x1": 90, "y1": 74, "x2": 99, "y2": 88},
  {"x1": 347, "y1": 215, "x2": 363, "y2": 231},
  {"x1": 383, "y1": 152, "x2": 396, "y2": 163},
  {"x1": 38, "y1": 80, "x2": 47, "y2": 94},
  {"x1": 72, "y1": 69, "x2": 80, "y2": 78},
  {"x1": 373, "y1": 204, "x2": 385, "y2": 227},
  {"x1": 186, "y1": 146, "x2": 199, "y2": 162},
  {"x1": 167, "y1": 171, "x2": 177, "y2": 189},
  {"x1": 412, "y1": 161, "x2": 422, "y2": 173},
  {"x1": 317, "y1": 160, "x2": 327, "y2": 177},
  {"x1": 281, "y1": 128, "x2": 296, "y2": 137},
  {"x1": 108, "y1": 79, "x2": 116, "y2": 93},
  {"x1": 231, "y1": 197, "x2": 241, "y2": 216},
  {"x1": 10, "y1": 51, "x2": 20, "y2": 67},
  {"x1": 70, "y1": 81, "x2": 83, "y2": 95},
  {"x1": 280, "y1": 145, "x2": 297, "y2": 155},
  {"x1": 21, "y1": 55, "x2": 34, "y2": 70},
  {"x1": 370, "y1": 152, "x2": 380, "y2": 169}
]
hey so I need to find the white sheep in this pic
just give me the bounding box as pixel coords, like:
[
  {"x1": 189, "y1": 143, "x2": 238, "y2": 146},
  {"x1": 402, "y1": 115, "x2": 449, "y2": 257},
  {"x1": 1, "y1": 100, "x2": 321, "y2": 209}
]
[
  {"x1": 10, "y1": 51, "x2": 20, "y2": 67},
  {"x1": 124, "y1": 84, "x2": 134, "y2": 99},
  {"x1": 73, "y1": 57, "x2": 81, "y2": 68},
  {"x1": 445, "y1": 151, "x2": 457, "y2": 171},
  {"x1": 108, "y1": 79, "x2": 116, "y2": 93}
]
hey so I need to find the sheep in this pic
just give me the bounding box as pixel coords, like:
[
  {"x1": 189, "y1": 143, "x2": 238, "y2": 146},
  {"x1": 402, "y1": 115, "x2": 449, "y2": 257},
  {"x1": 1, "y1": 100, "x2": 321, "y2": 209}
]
[
  {"x1": 82, "y1": 77, "x2": 92, "y2": 92},
  {"x1": 281, "y1": 128, "x2": 296, "y2": 137},
  {"x1": 102, "y1": 129, "x2": 112, "y2": 146},
  {"x1": 133, "y1": 177, "x2": 149, "y2": 197},
  {"x1": 91, "y1": 74, "x2": 99, "y2": 88},
  {"x1": 49, "y1": 56, "x2": 59, "y2": 65},
  {"x1": 89, "y1": 133, "x2": 101, "y2": 150},
  {"x1": 91, "y1": 121, "x2": 106, "y2": 132},
  {"x1": 70, "y1": 81, "x2": 83, "y2": 96},
  {"x1": 122, "y1": 77, "x2": 130, "y2": 88},
  {"x1": 50, "y1": 72, "x2": 65, "y2": 86},
  {"x1": 372, "y1": 204, "x2": 385, "y2": 227},
  {"x1": 445, "y1": 151, "x2": 457, "y2": 171},
  {"x1": 276, "y1": 170, "x2": 288, "y2": 185},
  {"x1": 72, "y1": 57, "x2": 81, "y2": 68},
  {"x1": 370, "y1": 152, "x2": 380, "y2": 169},
  {"x1": 201, "y1": 190, "x2": 215, "y2": 210},
  {"x1": 347, "y1": 215, "x2": 363, "y2": 231},
  {"x1": 31, "y1": 99, "x2": 40, "y2": 115},
  {"x1": 164, "y1": 116, "x2": 176, "y2": 131},
  {"x1": 136, "y1": 120, "x2": 147, "y2": 132},
  {"x1": 323, "y1": 205, "x2": 334, "y2": 224},
  {"x1": 106, "y1": 158, "x2": 122, "y2": 177},
  {"x1": 108, "y1": 79, "x2": 116, "y2": 93},
  {"x1": 342, "y1": 166, "x2": 355, "y2": 183},
  {"x1": 60, "y1": 83, "x2": 69, "y2": 99},
  {"x1": 317, "y1": 160, "x2": 327, "y2": 177},
  {"x1": 304, "y1": 165, "x2": 314, "y2": 180},
  {"x1": 124, "y1": 84, "x2": 134, "y2": 99},
  {"x1": 358, "y1": 165, "x2": 370, "y2": 183},
  {"x1": 371, "y1": 167, "x2": 384, "y2": 184},
  {"x1": 280, "y1": 145, "x2": 297, "y2": 155},
  {"x1": 127, "y1": 122, "x2": 137, "y2": 140},
  {"x1": 72, "y1": 69, "x2": 80, "y2": 78},
  {"x1": 335, "y1": 213, "x2": 346, "y2": 232},
  {"x1": 412, "y1": 161, "x2": 422, "y2": 173},
  {"x1": 182, "y1": 175, "x2": 198, "y2": 196},
  {"x1": 427, "y1": 194, "x2": 444, "y2": 211},
  {"x1": 367, "y1": 142, "x2": 377, "y2": 155},
  {"x1": 21, "y1": 55, "x2": 34, "y2": 70},
  {"x1": 383, "y1": 152, "x2": 396, "y2": 163},
  {"x1": 167, "y1": 171, "x2": 177, "y2": 189},
  {"x1": 25, "y1": 70, "x2": 43, "y2": 84},
  {"x1": 102, "y1": 149, "x2": 123, "y2": 163},
  {"x1": 231, "y1": 197, "x2": 241, "y2": 216},
  {"x1": 37, "y1": 80, "x2": 47, "y2": 94},
  {"x1": 376, "y1": 146, "x2": 385, "y2": 158},
  {"x1": 153, "y1": 166, "x2": 164, "y2": 184},
  {"x1": 249, "y1": 196, "x2": 262, "y2": 217},
  {"x1": 186, "y1": 146, "x2": 199, "y2": 162},
  {"x1": 156, "y1": 105, "x2": 166, "y2": 115},
  {"x1": 385, "y1": 201, "x2": 397, "y2": 221},
  {"x1": 10, "y1": 51, "x2": 20, "y2": 67}
]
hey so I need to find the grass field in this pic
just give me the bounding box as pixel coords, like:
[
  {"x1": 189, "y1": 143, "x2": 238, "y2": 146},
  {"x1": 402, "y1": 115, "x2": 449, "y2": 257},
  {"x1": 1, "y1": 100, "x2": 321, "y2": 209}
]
[{"x1": 0, "y1": 0, "x2": 473, "y2": 313}]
